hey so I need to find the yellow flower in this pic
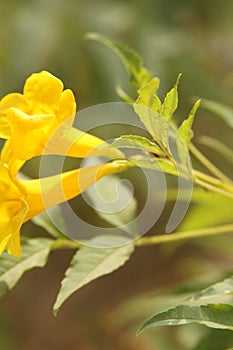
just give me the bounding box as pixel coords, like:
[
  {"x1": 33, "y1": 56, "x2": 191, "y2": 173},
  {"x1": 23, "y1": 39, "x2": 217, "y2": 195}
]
[
  {"x1": 0, "y1": 162, "x2": 27, "y2": 256},
  {"x1": 0, "y1": 71, "x2": 76, "y2": 160},
  {"x1": 0, "y1": 160, "x2": 129, "y2": 257},
  {"x1": 0, "y1": 71, "x2": 122, "y2": 162},
  {"x1": 0, "y1": 70, "x2": 127, "y2": 257}
]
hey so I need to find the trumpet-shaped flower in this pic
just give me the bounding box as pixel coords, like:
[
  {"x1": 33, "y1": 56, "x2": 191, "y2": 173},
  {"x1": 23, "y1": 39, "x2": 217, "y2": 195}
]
[
  {"x1": 0, "y1": 71, "x2": 127, "y2": 257},
  {"x1": 0, "y1": 71, "x2": 122, "y2": 163},
  {"x1": 0, "y1": 162, "x2": 27, "y2": 256},
  {"x1": 0, "y1": 159, "x2": 129, "y2": 257},
  {"x1": 0, "y1": 71, "x2": 76, "y2": 160}
]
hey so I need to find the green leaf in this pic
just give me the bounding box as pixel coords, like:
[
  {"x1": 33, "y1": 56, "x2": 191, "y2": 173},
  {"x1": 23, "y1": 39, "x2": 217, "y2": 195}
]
[
  {"x1": 129, "y1": 156, "x2": 177, "y2": 176},
  {"x1": 85, "y1": 32, "x2": 152, "y2": 89},
  {"x1": 31, "y1": 205, "x2": 66, "y2": 238},
  {"x1": 179, "y1": 99, "x2": 201, "y2": 147},
  {"x1": 201, "y1": 99, "x2": 233, "y2": 128},
  {"x1": 189, "y1": 275, "x2": 233, "y2": 302},
  {"x1": 115, "y1": 84, "x2": 134, "y2": 103},
  {"x1": 136, "y1": 77, "x2": 161, "y2": 112},
  {"x1": 198, "y1": 136, "x2": 233, "y2": 164},
  {"x1": 161, "y1": 74, "x2": 181, "y2": 121},
  {"x1": 53, "y1": 236, "x2": 135, "y2": 314},
  {"x1": 0, "y1": 237, "x2": 53, "y2": 297},
  {"x1": 138, "y1": 303, "x2": 233, "y2": 334},
  {"x1": 86, "y1": 173, "x2": 138, "y2": 236},
  {"x1": 110, "y1": 135, "x2": 165, "y2": 156},
  {"x1": 133, "y1": 103, "x2": 170, "y2": 149}
]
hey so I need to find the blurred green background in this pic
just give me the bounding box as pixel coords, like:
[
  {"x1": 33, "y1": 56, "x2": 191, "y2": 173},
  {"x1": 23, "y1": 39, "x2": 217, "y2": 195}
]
[{"x1": 0, "y1": 0, "x2": 233, "y2": 349}]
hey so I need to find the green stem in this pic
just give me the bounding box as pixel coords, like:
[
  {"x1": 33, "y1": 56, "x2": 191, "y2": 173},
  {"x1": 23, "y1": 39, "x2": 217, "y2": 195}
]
[
  {"x1": 135, "y1": 224, "x2": 233, "y2": 247},
  {"x1": 51, "y1": 238, "x2": 82, "y2": 250},
  {"x1": 190, "y1": 143, "x2": 233, "y2": 185},
  {"x1": 194, "y1": 177, "x2": 233, "y2": 198},
  {"x1": 193, "y1": 170, "x2": 233, "y2": 198}
]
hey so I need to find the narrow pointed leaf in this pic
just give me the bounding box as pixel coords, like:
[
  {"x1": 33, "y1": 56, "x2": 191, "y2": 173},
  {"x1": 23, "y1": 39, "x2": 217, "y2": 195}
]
[
  {"x1": 129, "y1": 157, "x2": 177, "y2": 176},
  {"x1": 138, "y1": 303, "x2": 233, "y2": 334},
  {"x1": 85, "y1": 32, "x2": 152, "y2": 89},
  {"x1": 189, "y1": 275, "x2": 233, "y2": 301},
  {"x1": 110, "y1": 135, "x2": 165, "y2": 156},
  {"x1": 161, "y1": 74, "x2": 181, "y2": 121},
  {"x1": 0, "y1": 237, "x2": 53, "y2": 297},
  {"x1": 136, "y1": 78, "x2": 161, "y2": 112},
  {"x1": 133, "y1": 103, "x2": 170, "y2": 149},
  {"x1": 53, "y1": 236, "x2": 134, "y2": 314},
  {"x1": 179, "y1": 99, "x2": 201, "y2": 146}
]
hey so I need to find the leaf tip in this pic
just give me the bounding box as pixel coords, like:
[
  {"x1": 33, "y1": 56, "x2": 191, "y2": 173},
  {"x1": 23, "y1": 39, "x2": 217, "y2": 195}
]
[
  {"x1": 84, "y1": 32, "x2": 102, "y2": 42},
  {"x1": 52, "y1": 306, "x2": 59, "y2": 317}
]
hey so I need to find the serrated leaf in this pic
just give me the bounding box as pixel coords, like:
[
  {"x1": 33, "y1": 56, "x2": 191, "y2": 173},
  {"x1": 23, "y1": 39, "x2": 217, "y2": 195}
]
[
  {"x1": 53, "y1": 236, "x2": 135, "y2": 314},
  {"x1": 0, "y1": 237, "x2": 53, "y2": 297},
  {"x1": 201, "y1": 99, "x2": 233, "y2": 128},
  {"x1": 179, "y1": 99, "x2": 201, "y2": 147},
  {"x1": 138, "y1": 303, "x2": 233, "y2": 334},
  {"x1": 110, "y1": 135, "x2": 165, "y2": 156},
  {"x1": 32, "y1": 205, "x2": 66, "y2": 238},
  {"x1": 133, "y1": 103, "x2": 170, "y2": 150},
  {"x1": 136, "y1": 78, "x2": 162, "y2": 112},
  {"x1": 189, "y1": 275, "x2": 233, "y2": 302},
  {"x1": 85, "y1": 32, "x2": 152, "y2": 89},
  {"x1": 161, "y1": 74, "x2": 181, "y2": 121},
  {"x1": 129, "y1": 156, "x2": 177, "y2": 176}
]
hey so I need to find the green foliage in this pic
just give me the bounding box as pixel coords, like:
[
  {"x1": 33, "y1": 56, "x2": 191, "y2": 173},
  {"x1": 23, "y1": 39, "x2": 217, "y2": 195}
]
[
  {"x1": 0, "y1": 238, "x2": 53, "y2": 297},
  {"x1": 85, "y1": 32, "x2": 152, "y2": 89},
  {"x1": 110, "y1": 134, "x2": 166, "y2": 156},
  {"x1": 53, "y1": 236, "x2": 134, "y2": 314},
  {"x1": 161, "y1": 74, "x2": 181, "y2": 121},
  {"x1": 179, "y1": 99, "x2": 201, "y2": 147},
  {"x1": 0, "y1": 34, "x2": 232, "y2": 344},
  {"x1": 138, "y1": 303, "x2": 233, "y2": 333},
  {"x1": 138, "y1": 275, "x2": 233, "y2": 334},
  {"x1": 129, "y1": 157, "x2": 178, "y2": 176},
  {"x1": 188, "y1": 275, "x2": 233, "y2": 301}
]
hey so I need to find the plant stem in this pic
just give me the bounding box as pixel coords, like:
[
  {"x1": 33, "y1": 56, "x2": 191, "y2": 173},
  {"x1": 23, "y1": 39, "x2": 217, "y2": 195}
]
[
  {"x1": 190, "y1": 143, "x2": 233, "y2": 185},
  {"x1": 135, "y1": 224, "x2": 233, "y2": 247},
  {"x1": 51, "y1": 238, "x2": 82, "y2": 250},
  {"x1": 193, "y1": 177, "x2": 233, "y2": 198},
  {"x1": 192, "y1": 170, "x2": 233, "y2": 198}
]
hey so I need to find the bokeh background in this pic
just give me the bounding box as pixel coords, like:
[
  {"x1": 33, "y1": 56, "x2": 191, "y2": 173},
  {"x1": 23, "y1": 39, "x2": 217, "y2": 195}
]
[{"x1": 0, "y1": 0, "x2": 233, "y2": 349}]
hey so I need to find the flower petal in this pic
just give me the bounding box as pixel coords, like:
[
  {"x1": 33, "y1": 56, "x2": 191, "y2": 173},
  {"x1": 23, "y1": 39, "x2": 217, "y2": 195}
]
[
  {"x1": 57, "y1": 89, "x2": 76, "y2": 122},
  {"x1": 8, "y1": 108, "x2": 55, "y2": 160},
  {"x1": 0, "y1": 163, "x2": 28, "y2": 257},
  {"x1": 44, "y1": 126, "x2": 125, "y2": 159},
  {"x1": 22, "y1": 160, "x2": 130, "y2": 220},
  {"x1": 0, "y1": 93, "x2": 28, "y2": 138},
  {"x1": 24, "y1": 71, "x2": 64, "y2": 113},
  {"x1": 7, "y1": 230, "x2": 22, "y2": 257}
]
